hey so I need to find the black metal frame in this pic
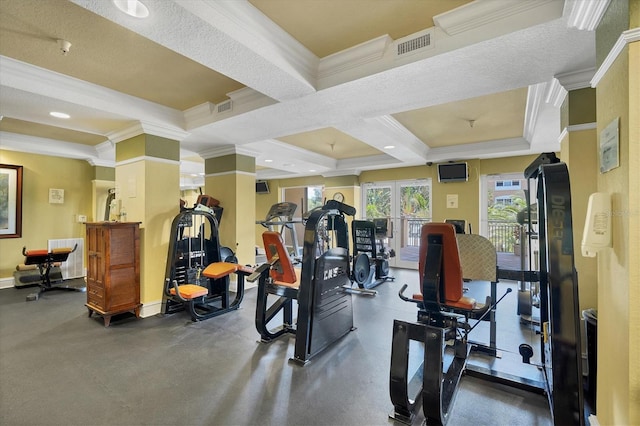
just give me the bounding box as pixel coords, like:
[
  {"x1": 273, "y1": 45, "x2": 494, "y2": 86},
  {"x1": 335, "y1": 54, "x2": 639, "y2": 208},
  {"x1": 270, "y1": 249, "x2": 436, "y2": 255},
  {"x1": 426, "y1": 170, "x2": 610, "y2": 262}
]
[
  {"x1": 351, "y1": 219, "x2": 394, "y2": 291},
  {"x1": 389, "y1": 237, "x2": 475, "y2": 425},
  {"x1": 22, "y1": 244, "x2": 85, "y2": 300},
  {"x1": 389, "y1": 155, "x2": 586, "y2": 425},
  {"x1": 161, "y1": 209, "x2": 244, "y2": 321},
  {"x1": 253, "y1": 201, "x2": 356, "y2": 365}
]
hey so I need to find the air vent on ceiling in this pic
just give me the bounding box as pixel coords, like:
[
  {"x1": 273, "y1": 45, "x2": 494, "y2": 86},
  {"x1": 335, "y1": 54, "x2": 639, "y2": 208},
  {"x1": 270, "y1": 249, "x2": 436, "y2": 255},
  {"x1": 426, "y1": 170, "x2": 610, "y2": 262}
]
[
  {"x1": 396, "y1": 29, "x2": 434, "y2": 56},
  {"x1": 217, "y1": 100, "x2": 232, "y2": 113}
]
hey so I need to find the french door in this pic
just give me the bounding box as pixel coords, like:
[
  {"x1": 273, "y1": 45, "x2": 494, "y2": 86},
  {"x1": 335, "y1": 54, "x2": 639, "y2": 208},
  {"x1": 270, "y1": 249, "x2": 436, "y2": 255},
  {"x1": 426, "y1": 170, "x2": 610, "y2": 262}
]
[{"x1": 361, "y1": 179, "x2": 431, "y2": 269}]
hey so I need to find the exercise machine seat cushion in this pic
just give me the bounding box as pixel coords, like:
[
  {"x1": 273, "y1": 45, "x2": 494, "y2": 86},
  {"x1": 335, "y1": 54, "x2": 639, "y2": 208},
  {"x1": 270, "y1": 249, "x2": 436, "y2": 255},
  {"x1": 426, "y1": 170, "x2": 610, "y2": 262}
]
[
  {"x1": 52, "y1": 247, "x2": 73, "y2": 254},
  {"x1": 262, "y1": 231, "x2": 300, "y2": 288},
  {"x1": 417, "y1": 223, "x2": 476, "y2": 311},
  {"x1": 170, "y1": 284, "x2": 208, "y2": 299},
  {"x1": 202, "y1": 262, "x2": 239, "y2": 279},
  {"x1": 25, "y1": 249, "x2": 49, "y2": 257}
]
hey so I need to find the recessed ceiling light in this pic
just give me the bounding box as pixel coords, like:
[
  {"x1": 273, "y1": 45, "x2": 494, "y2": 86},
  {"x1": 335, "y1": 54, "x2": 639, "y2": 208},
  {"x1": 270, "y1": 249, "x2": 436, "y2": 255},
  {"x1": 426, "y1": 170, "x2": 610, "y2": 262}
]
[
  {"x1": 309, "y1": 169, "x2": 316, "y2": 172},
  {"x1": 264, "y1": 159, "x2": 273, "y2": 163},
  {"x1": 113, "y1": 0, "x2": 149, "y2": 18},
  {"x1": 50, "y1": 111, "x2": 70, "y2": 119},
  {"x1": 384, "y1": 145, "x2": 395, "y2": 150}
]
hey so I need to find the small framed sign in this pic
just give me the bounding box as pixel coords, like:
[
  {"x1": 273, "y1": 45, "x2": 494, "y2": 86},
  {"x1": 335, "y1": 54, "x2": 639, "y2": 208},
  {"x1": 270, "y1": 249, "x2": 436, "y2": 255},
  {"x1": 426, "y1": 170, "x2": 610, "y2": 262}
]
[
  {"x1": 600, "y1": 117, "x2": 619, "y2": 173},
  {"x1": 49, "y1": 188, "x2": 65, "y2": 204}
]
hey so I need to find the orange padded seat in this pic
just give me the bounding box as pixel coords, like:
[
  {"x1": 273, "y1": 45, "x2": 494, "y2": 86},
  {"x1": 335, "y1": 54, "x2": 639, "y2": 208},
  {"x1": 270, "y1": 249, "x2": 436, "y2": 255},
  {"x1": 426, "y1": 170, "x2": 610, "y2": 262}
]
[
  {"x1": 262, "y1": 231, "x2": 300, "y2": 288},
  {"x1": 417, "y1": 223, "x2": 476, "y2": 311},
  {"x1": 26, "y1": 249, "x2": 49, "y2": 257},
  {"x1": 52, "y1": 247, "x2": 73, "y2": 254},
  {"x1": 202, "y1": 262, "x2": 239, "y2": 279},
  {"x1": 170, "y1": 284, "x2": 209, "y2": 299}
]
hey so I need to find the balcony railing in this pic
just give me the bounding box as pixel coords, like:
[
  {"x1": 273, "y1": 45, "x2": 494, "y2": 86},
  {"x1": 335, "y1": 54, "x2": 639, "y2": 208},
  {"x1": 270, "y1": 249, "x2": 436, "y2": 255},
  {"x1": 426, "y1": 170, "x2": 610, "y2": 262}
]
[
  {"x1": 403, "y1": 218, "x2": 431, "y2": 247},
  {"x1": 487, "y1": 220, "x2": 521, "y2": 253}
]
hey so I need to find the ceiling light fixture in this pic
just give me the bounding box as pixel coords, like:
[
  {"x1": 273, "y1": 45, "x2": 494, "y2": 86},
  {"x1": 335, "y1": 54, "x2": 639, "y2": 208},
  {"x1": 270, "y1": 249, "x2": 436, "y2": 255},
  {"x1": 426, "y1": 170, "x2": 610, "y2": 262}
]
[
  {"x1": 113, "y1": 0, "x2": 150, "y2": 18},
  {"x1": 264, "y1": 159, "x2": 273, "y2": 163},
  {"x1": 384, "y1": 145, "x2": 395, "y2": 150},
  {"x1": 50, "y1": 111, "x2": 70, "y2": 119}
]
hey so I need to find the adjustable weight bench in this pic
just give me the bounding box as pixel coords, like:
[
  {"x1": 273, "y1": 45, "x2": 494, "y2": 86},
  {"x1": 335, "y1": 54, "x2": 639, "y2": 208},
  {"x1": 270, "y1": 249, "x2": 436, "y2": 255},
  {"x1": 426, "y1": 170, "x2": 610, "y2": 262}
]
[
  {"x1": 389, "y1": 223, "x2": 497, "y2": 425},
  {"x1": 21, "y1": 244, "x2": 84, "y2": 301}
]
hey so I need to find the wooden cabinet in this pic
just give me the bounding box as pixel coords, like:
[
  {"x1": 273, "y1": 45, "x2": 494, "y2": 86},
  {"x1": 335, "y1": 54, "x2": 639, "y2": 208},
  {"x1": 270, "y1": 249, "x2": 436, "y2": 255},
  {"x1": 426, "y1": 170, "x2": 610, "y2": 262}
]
[{"x1": 85, "y1": 222, "x2": 141, "y2": 326}]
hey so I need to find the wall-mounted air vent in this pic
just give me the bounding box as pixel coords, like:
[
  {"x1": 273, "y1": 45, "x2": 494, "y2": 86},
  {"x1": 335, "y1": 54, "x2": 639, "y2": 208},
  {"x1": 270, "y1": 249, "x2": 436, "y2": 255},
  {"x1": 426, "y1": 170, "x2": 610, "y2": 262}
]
[
  {"x1": 217, "y1": 100, "x2": 232, "y2": 113},
  {"x1": 396, "y1": 29, "x2": 434, "y2": 57}
]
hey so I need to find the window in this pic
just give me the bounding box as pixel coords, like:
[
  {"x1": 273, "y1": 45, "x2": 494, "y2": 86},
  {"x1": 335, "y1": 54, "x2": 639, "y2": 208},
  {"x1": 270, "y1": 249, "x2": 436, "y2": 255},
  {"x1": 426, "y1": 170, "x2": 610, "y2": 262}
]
[
  {"x1": 495, "y1": 195, "x2": 514, "y2": 205},
  {"x1": 495, "y1": 180, "x2": 521, "y2": 190}
]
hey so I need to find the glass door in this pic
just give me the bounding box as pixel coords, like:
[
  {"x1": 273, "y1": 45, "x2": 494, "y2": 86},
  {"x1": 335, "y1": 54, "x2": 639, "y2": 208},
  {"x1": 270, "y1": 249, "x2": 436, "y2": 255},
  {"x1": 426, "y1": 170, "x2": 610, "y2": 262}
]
[{"x1": 361, "y1": 179, "x2": 431, "y2": 269}]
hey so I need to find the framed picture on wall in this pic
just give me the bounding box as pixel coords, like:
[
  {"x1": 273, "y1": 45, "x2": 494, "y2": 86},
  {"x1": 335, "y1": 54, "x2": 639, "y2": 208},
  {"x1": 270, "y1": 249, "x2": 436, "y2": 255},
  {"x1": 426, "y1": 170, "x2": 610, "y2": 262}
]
[{"x1": 0, "y1": 164, "x2": 24, "y2": 239}]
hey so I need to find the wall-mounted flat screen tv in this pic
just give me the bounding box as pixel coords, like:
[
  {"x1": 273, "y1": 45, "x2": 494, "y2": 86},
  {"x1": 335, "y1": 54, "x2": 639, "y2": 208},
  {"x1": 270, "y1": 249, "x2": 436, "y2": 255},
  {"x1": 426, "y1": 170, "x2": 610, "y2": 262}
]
[
  {"x1": 438, "y1": 162, "x2": 468, "y2": 183},
  {"x1": 256, "y1": 180, "x2": 270, "y2": 194}
]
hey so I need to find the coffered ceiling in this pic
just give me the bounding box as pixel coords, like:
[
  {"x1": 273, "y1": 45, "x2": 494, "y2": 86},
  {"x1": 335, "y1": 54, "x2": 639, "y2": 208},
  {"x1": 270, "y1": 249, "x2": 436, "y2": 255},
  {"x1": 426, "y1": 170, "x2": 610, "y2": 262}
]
[{"x1": 0, "y1": 0, "x2": 597, "y2": 187}]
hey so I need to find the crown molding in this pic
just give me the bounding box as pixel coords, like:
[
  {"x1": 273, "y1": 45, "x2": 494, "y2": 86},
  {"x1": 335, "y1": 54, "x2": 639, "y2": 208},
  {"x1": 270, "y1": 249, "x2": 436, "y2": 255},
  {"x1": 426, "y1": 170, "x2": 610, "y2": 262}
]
[
  {"x1": 556, "y1": 68, "x2": 596, "y2": 91},
  {"x1": 321, "y1": 169, "x2": 362, "y2": 178},
  {"x1": 178, "y1": 0, "x2": 318, "y2": 94},
  {"x1": 108, "y1": 121, "x2": 190, "y2": 143},
  {"x1": 426, "y1": 137, "x2": 531, "y2": 163},
  {"x1": 434, "y1": 0, "x2": 557, "y2": 36},
  {"x1": 318, "y1": 35, "x2": 392, "y2": 80},
  {"x1": 544, "y1": 78, "x2": 567, "y2": 109},
  {"x1": 0, "y1": 131, "x2": 99, "y2": 160},
  {"x1": 86, "y1": 158, "x2": 114, "y2": 167},
  {"x1": 591, "y1": 28, "x2": 640, "y2": 88},
  {"x1": 199, "y1": 144, "x2": 260, "y2": 160},
  {"x1": 524, "y1": 83, "x2": 547, "y2": 141},
  {"x1": 565, "y1": 0, "x2": 611, "y2": 31}
]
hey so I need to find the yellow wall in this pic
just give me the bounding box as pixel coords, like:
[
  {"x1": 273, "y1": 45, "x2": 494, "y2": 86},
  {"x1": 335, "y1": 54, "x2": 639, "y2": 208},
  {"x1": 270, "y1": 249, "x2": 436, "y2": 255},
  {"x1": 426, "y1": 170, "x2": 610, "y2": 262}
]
[
  {"x1": 561, "y1": 129, "x2": 599, "y2": 313},
  {"x1": 0, "y1": 150, "x2": 93, "y2": 279},
  {"x1": 206, "y1": 172, "x2": 256, "y2": 265},
  {"x1": 594, "y1": 37, "x2": 638, "y2": 424}
]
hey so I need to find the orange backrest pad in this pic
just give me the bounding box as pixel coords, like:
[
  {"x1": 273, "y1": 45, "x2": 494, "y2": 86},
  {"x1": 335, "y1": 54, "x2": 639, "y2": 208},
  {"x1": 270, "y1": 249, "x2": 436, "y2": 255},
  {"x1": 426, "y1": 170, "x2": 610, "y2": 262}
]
[
  {"x1": 418, "y1": 223, "x2": 464, "y2": 305},
  {"x1": 262, "y1": 231, "x2": 297, "y2": 285}
]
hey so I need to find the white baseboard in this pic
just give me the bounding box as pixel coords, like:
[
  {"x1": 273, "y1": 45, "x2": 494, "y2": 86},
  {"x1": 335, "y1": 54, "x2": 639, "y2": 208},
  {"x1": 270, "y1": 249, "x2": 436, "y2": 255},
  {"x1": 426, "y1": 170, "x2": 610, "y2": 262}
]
[
  {"x1": 140, "y1": 300, "x2": 162, "y2": 318},
  {"x1": 0, "y1": 277, "x2": 15, "y2": 289}
]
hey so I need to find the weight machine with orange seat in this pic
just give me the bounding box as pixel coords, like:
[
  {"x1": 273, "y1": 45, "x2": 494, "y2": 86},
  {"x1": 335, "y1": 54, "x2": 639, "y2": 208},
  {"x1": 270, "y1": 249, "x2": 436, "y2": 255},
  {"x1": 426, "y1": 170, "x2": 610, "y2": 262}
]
[
  {"x1": 251, "y1": 200, "x2": 356, "y2": 365},
  {"x1": 162, "y1": 204, "x2": 249, "y2": 321},
  {"x1": 390, "y1": 154, "x2": 586, "y2": 425},
  {"x1": 389, "y1": 223, "x2": 495, "y2": 425}
]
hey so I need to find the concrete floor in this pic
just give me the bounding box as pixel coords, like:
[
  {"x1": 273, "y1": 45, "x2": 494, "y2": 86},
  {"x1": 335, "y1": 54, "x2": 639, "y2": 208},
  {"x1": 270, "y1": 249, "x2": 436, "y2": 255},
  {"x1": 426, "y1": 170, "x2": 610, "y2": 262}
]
[{"x1": 0, "y1": 269, "x2": 552, "y2": 426}]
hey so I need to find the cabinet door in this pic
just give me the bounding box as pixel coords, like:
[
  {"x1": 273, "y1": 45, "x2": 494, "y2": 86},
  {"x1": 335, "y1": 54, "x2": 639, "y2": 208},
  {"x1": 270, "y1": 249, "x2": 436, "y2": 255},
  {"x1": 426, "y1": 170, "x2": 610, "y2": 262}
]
[
  {"x1": 86, "y1": 226, "x2": 106, "y2": 308},
  {"x1": 107, "y1": 225, "x2": 140, "y2": 311}
]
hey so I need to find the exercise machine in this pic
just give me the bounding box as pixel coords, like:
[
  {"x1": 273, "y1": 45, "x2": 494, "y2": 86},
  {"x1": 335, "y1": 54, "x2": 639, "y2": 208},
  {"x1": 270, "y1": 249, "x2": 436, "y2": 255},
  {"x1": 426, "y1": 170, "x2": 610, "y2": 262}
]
[
  {"x1": 256, "y1": 202, "x2": 303, "y2": 262},
  {"x1": 251, "y1": 199, "x2": 356, "y2": 365},
  {"x1": 20, "y1": 244, "x2": 85, "y2": 301},
  {"x1": 162, "y1": 197, "x2": 249, "y2": 321},
  {"x1": 389, "y1": 223, "x2": 496, "y2": 425},
  {"x1": 351, "y1": 218, "x2": 395, "y2": 292},
  {"x1": 389, "y1": 153, "x2": 586, "y2": 425}
]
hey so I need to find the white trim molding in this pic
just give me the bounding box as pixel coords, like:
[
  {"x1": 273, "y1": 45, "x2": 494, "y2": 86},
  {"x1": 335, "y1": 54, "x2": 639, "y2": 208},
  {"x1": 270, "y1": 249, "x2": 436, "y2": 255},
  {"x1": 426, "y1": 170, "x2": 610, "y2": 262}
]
[
  {"x1": 591, "y1": 28, "x2": 640, "y2": 88},
  {"x1": 565, "y1": 0, "x2": 611, "y2": 31}
]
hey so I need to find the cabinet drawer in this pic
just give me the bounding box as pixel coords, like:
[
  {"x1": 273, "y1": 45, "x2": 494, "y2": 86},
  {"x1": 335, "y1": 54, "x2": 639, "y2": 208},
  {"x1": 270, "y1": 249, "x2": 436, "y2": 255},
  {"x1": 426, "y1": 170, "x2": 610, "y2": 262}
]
[{"x1": 87, "y1": 287, "x2": 104, "y2": 305}]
